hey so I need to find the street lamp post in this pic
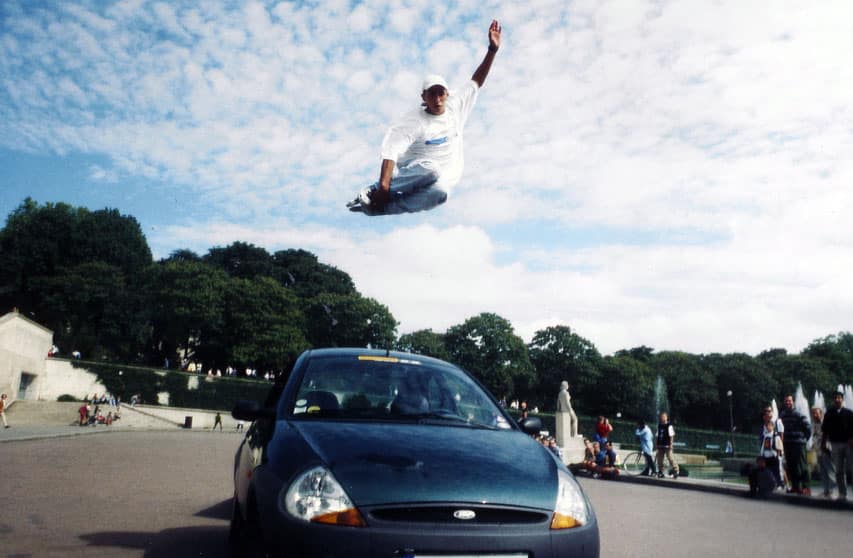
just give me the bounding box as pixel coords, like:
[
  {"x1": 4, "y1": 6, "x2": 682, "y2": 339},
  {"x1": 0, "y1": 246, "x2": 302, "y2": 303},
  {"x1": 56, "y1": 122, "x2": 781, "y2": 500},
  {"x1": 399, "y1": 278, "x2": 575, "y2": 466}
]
[{"x1": 726, "y1": 390, "x2": 735, "y2": 455}]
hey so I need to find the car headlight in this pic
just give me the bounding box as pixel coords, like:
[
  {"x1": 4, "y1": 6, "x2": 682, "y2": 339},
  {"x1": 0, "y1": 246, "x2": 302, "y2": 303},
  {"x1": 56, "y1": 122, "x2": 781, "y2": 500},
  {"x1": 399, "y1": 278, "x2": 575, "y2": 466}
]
[
  {"x1": 282, "y1": 466, "x2": 366, "y2": 527},
  {"x1": 550, "y1": 469, "x2": 590, "y2": 529}
]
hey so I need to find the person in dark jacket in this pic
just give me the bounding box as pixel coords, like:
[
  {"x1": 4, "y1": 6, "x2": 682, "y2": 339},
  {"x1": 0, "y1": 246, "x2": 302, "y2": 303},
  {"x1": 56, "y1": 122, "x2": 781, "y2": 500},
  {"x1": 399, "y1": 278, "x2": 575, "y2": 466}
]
[
  {"x1": 655, "y1": 412, "x2": 680, "y2": 479},
  {"x1": 779, "y1": 395, "x2": 811, "y2": 494},
  {"x1": 821, "y1": 391, "x2": 853, "y2": 500}
]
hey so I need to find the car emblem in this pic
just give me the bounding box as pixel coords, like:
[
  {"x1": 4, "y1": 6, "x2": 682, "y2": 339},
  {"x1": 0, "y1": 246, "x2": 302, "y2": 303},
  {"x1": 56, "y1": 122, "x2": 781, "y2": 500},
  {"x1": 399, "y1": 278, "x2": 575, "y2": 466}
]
[{"x1": 453, "y1": 509, "x2": 476, "y2": 520}]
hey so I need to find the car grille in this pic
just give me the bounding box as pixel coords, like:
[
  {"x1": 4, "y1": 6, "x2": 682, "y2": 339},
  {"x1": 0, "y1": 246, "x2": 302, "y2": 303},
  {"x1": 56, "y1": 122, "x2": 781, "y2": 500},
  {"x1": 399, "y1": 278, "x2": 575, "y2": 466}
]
[{"x1": 369, "y1": 506, "x2": 550, "y2": 525}]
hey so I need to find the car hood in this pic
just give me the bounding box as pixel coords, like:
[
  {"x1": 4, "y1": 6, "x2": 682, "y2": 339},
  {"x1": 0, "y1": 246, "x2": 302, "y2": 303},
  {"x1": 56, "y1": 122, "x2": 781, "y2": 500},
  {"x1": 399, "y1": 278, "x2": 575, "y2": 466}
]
[{"x1": 285, "y1": 420, "x2": 558, "y2": 509}]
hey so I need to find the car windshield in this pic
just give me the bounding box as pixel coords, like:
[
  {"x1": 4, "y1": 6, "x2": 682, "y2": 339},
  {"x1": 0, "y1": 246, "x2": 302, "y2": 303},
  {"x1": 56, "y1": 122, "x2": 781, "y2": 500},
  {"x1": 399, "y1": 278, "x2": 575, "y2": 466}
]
[{"x1": 285, "y1": 354, "x2": 512, "y2": 430}]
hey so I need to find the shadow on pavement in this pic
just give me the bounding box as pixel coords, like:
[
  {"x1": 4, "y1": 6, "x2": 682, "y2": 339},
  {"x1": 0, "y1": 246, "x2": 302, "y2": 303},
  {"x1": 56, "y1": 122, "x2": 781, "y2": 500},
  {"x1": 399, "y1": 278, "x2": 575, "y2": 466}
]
[
  {"x1": 196, "y1": 498, "x2": 233, "y2": 521},
  {"x1": 80, "y1": 525, "x2": 229, "y2": 557}
]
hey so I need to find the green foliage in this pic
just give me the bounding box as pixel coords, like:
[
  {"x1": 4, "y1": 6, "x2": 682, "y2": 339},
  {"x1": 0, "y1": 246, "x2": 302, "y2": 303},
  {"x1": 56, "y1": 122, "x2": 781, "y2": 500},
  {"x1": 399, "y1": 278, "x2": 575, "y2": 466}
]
[
  {"x1": 0, "y1": 199, "x2": 152, "y2": 357},
  {"x1": 272, "y1": 249, "x2": 357, "y2": 297},
  {"x1": 57, "y1": 394, "x2": 78, "y2": 402},
  {"x1": 803, "y1": 332, "x2": 853, "y2": 379},
  {"x1": 395, "y1": 329, "x2": 450, "y2": 360},
  {"x1": 75, "y1": 361, "x2": 273, "y2": 411},
  {"x1": 444, "y1": 313, "x2": 535, "y2": 400},
  {"x1": 700, "y1": 352, "x2": 778, "y2": 433},
  {"x1": 303, "y1": 293, "x2": 398, "y2": 349},
  {"x1": 594, "y1": 353, "x2": 655, "y2": 420},
  {"x1": 653, "y1": 351, "x2": 719, "y2": 429},
  {"x1": 527, "y1": 325, "x2": 601, "y2": 413},
  {"x1": 219, "y1": 276, "x2": 310, "y2": 371},
  {"x1": 204, "y1": 241, "x2": 275, "y2": 280},
  {"x1": 145, "y1": 259, "x2": 229, "y2": 365}
]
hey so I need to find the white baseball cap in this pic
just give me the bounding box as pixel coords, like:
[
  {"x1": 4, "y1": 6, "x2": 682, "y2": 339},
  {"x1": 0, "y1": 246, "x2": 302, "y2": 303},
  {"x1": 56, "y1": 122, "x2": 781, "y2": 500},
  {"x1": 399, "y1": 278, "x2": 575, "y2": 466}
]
[{"x1": 421, "y1": 74, "x2": 449, "y2": 92}]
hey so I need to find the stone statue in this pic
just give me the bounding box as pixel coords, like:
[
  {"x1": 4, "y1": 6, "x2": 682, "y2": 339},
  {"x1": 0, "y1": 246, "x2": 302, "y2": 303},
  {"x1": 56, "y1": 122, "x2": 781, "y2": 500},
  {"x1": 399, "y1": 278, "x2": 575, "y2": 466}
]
[{"x1": 555, "y1": 380, "x2": 578, "y2": 446}]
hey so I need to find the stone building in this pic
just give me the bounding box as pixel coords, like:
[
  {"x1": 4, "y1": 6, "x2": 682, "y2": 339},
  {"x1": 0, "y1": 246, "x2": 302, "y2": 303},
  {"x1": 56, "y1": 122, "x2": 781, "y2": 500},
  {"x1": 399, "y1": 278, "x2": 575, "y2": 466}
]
[{"x1": 0, "y1": 310, "x2": 53, "y2": 404}]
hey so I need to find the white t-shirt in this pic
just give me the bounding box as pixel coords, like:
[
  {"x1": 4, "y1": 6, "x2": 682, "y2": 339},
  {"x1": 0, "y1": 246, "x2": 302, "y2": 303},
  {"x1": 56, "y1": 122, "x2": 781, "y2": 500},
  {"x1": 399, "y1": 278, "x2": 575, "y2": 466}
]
[{"x1": 379, "y1": 80, "x2": 480, "y2": 194}]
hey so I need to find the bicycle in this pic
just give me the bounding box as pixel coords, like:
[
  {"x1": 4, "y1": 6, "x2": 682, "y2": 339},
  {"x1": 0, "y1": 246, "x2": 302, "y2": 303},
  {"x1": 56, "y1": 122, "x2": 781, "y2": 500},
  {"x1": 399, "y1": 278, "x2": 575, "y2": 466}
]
[{"x1": 620, "y1": 451, "x2": 646, "y2": 476}]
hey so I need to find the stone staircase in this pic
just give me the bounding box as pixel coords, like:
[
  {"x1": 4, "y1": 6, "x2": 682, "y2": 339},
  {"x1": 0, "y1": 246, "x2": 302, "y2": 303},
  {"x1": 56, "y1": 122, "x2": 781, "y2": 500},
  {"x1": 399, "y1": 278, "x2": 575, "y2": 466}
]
[
  {"x1": 5, "y1": 400, "x2": 178, "y2": 429},
  {"x1": 5, "y1": 401, "x2": 82, "y2": 426}
]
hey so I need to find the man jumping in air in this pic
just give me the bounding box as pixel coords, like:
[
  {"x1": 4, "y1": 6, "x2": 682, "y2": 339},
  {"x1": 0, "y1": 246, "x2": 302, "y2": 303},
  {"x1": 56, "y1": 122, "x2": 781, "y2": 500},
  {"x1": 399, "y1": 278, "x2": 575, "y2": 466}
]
[{"x1": 348, "y1": 20, "x2": 501, "y2": 216}]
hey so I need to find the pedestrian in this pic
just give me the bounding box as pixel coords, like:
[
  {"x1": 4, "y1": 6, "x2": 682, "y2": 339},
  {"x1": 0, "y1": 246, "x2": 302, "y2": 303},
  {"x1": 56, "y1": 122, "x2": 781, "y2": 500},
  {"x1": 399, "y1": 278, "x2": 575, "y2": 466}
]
[
  {"x1": 779, "y1": 394, "x2": 811, "y2": 494},
  {"x1": 78, "y1": 403, "x2": 89, "y2": 426},
  {"x1": 634, "y1": 420, "x2": 656, "y2": 476},
  {"x1": 748, "y1": 457, "x2": 777, "y2": 499},
  {"x1": 0, "y1": 393, "x2": 9, "y2": 428},
  {"x1": 348, "y1": 20, "x2": 502, "y2": 215},
  {"x1": 213, "y1": 411, "x2": 223, "y2": 432},
  {"x1": 547, "y1": 437, "x2": 563, "y2": 460},
  {"x1": 593, "y1": 415, "x2": 613, "y2": 445},
  {"x1": 758, "y1": 409, "x2": 785, "y2": 489},
  {"x1": 655, "y1": 412, "x2": 680, "y2": 478},
  {"x1": 810, "y1": 407, "x2": 836, "y2": 498},
  {"x1": 821, "y1": 391, "x2": 853, "y2": 500}
]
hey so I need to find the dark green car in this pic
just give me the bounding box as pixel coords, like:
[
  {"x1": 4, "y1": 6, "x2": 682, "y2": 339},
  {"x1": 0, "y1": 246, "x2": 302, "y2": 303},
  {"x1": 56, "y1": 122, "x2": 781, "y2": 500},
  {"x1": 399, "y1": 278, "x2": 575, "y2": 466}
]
[{"x1": 230, "y1": 348, "x2": 599, "y2": 557}]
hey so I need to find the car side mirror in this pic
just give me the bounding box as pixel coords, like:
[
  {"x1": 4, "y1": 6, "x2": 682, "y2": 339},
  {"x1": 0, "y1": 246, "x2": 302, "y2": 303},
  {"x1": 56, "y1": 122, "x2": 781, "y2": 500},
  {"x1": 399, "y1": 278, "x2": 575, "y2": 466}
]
[
  {"x1": 232, "y1": 400, "x2": 276, "y2": 422},
  {"x1": 518, "y1": 416, "x2": 542, "y2": 435}
]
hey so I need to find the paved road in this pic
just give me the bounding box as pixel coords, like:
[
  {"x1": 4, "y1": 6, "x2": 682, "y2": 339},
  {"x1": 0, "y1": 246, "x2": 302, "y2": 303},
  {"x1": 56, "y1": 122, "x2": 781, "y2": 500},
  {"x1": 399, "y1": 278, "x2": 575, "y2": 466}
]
[
  {"x1": 579, "y1": 477, "x2": 852, "y2": 557},
  {"x1": 1, "y1": 430, "x2": 241, "y2": 557},
  {"x1": 1, "y1": 431, "x2": 850, "y2": 557}
]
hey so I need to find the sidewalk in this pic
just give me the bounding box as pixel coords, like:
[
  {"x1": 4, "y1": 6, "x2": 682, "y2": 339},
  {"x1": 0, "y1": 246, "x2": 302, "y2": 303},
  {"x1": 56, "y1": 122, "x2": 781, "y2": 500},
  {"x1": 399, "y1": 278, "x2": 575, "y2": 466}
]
[
  {"x1": 616, "y1": 470, "x2": 853, "y2": 511},
  {"x1": 0, "y1": 400, "x2": 188, "y2": 443}
]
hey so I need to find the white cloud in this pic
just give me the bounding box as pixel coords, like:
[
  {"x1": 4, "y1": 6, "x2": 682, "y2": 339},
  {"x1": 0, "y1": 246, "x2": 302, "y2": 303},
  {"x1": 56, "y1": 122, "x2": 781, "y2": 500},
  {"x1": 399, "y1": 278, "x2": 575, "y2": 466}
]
[{"x1": 3, "y1": 0, "x2": 852, "y2": 355}]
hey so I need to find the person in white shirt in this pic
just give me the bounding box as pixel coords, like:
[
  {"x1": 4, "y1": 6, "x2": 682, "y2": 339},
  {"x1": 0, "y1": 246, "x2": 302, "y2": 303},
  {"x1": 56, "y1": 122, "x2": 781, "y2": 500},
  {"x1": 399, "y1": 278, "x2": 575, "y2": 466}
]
[
  {"x1": 0, "y1": 393, "x2": 9, "y2": 428},
  {"x1": 349, "y1": 20, "x2": 502, "y2": 215}
]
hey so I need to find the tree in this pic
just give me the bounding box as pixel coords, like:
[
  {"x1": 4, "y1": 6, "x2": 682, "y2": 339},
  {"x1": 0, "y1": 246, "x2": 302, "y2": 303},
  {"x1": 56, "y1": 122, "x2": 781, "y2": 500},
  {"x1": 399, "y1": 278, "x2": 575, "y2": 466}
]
[
  {"x1": 527, "y1": 325, "x2": 601, "y2": 413},
  {"x1": 0, "y1": 198, "x2": 151, "y2": 326},
  {"x1": 218, "y1": 276, "x2": 309, "y2": 373},
  {"x1": 444, "y1": 313, "x2": 535, "y2": 401},
  {"x1": 594, "y1": 354, "x2": 655, "y2": 421},
  {"x1": 651, "y1": 351, "x2": 718, "y2": 429},
  {"x1": 204, "y1": 242, "x2": 275, "y2": 280},
  {"x1": 75, "y1": 208, "x2": 152, "y2": 274},
  {"x1": 802, "y1": 332, "x2": 853, "y2": 389},
  {"x1": 1, "y1": 199, "x2": 86, "y2": 313},
  {"x1": 144, "y1": 260, "x2": 229, "y2": 367},
  {"x1": 758, "y1": 348, "x2": 838, "y2": 406},
  {"x1": 165, "y1": 249, "x2": 202, "y2": 263},
  {"x1": 303, "y1": 293, "x2": 397, "y2": 349},
  {"x1": 701, "y1": 353, "x2": 778, "y2": 432},
  {"x1": 615, "y1": 345, "x2": 655, "y2": 363},
  {"x1": 395, "y1": 329, "x2": 450, "y2": 360},
  {"x1": 272, "y1": 249, "x2": 357, "y2": 297},
  {"x1": 33, "y1": 262, "x2": 149, "y2": 361}
]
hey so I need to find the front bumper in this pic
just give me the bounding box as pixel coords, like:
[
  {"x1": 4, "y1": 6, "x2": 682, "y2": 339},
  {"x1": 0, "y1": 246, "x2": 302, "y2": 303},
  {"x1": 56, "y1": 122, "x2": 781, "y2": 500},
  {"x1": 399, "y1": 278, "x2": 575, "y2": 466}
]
[{"x1": 256, "y1": 498, "x2": 599, "y2": 558}]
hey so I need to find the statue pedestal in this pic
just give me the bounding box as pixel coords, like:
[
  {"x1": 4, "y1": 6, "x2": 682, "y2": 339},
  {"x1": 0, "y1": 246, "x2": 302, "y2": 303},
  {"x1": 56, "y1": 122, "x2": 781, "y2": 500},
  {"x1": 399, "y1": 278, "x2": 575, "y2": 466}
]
[
  {"x1": 555, "y1": 410, "x2": 577, "y2": 447},
  {"x1": 560, "y1": 435, "x2": 587, "y2": 465}
]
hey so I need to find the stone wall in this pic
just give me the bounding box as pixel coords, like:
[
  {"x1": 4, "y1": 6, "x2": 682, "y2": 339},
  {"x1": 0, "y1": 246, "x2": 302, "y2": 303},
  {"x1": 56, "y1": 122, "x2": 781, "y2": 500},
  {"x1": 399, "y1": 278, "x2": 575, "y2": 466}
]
[
  {"x1": 126, "y1": 403, "x2": 241, "y2": 430},
  {"x1": 41, "y1": 359, "x2": 107, "y2": 402},
  {"x1": 0, "y1": 312, "x2": 53, "y2": 403}
]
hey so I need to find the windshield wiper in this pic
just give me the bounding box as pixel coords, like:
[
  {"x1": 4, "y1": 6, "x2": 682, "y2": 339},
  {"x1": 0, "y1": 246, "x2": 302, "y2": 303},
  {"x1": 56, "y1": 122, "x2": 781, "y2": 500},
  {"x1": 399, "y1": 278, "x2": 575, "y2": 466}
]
[{"x1": 404, "y1": 411, "x2": 498, "y2": 429}]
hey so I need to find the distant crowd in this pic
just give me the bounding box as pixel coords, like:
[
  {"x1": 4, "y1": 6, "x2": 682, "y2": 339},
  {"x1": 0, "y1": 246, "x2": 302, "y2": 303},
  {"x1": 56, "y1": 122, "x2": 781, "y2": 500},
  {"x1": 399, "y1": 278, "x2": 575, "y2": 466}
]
[
  {"x1": 516, "y1": 389, "x2": 853, "y2": 503},
  {"x1": 77, "y1": 393, "x2": 121, "y2": 427},
  {"x1": 747, "y1": 391, "x2": 852, "y2": 501},
  {"x1": 174, "y1": 359, "x2": 278, "y2": 381},
  {"x1": 567, "y1": 413, "x2": 682, "y2": 481}
]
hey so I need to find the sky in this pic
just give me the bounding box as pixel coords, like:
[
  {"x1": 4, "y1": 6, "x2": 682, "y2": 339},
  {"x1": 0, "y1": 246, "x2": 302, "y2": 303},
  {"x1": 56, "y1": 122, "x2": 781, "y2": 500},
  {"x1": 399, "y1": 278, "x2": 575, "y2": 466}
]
[{"x1": 2, "y1": 0, "x2": 852, "y2": 356}]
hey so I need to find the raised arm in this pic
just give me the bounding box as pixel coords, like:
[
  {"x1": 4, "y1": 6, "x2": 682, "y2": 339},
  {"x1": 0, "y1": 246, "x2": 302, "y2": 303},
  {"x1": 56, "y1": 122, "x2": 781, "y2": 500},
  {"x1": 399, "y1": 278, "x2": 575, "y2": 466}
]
[{"x1": 471, "y1": 20, "x2": 501, "y2": 88}]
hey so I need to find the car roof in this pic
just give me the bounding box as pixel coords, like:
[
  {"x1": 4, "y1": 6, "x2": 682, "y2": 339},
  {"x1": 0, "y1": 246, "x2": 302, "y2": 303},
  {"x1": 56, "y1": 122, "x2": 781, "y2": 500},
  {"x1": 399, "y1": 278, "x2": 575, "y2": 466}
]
[{"x1": 302, "y1": 348, "x2": 455, "y2": 369}]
